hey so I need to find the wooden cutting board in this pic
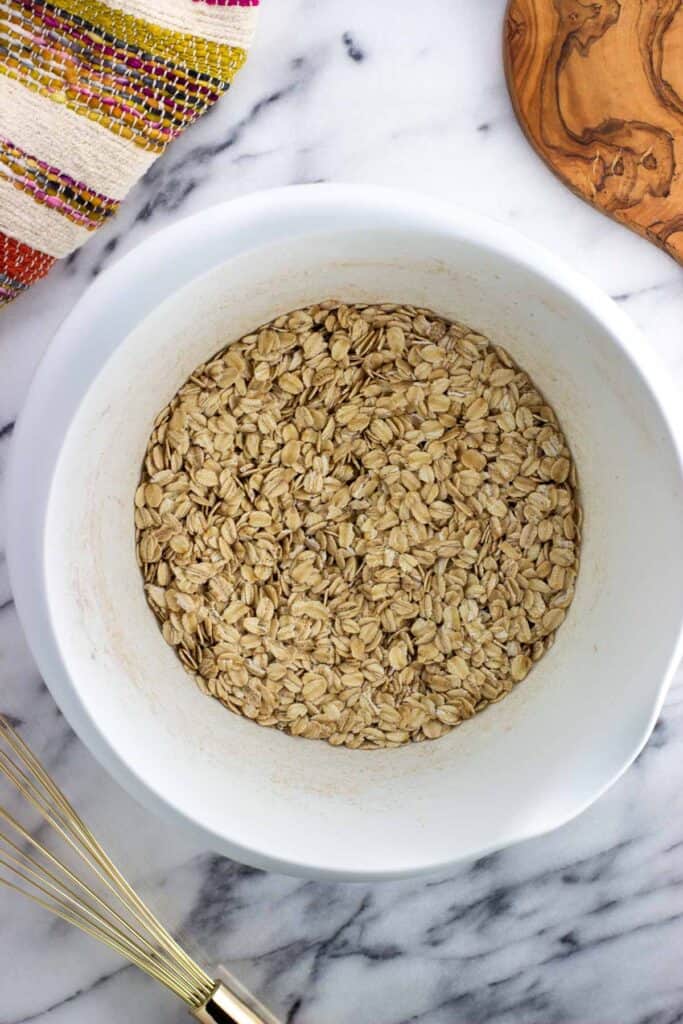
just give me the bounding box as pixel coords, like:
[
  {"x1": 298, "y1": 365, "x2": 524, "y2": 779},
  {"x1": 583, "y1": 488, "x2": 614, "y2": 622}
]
[{"x1": 504, "y1": 0, "x2": 683, "y2": 265}]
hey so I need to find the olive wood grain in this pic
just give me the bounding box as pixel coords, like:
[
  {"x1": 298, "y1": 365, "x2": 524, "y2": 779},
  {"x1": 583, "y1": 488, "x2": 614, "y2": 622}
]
[{"x1": 504, "y1": 0, "x2": 683, "y2": 264}]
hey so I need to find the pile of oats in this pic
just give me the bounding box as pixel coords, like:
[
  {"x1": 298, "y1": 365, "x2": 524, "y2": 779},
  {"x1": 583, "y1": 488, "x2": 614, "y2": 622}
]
[{"x1": 135, "y1": 302, "x2": 580, "y2": 749}]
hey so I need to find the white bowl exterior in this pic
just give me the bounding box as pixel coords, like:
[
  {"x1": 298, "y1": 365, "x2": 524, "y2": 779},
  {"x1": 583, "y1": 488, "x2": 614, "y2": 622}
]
[{"x1": 9, "y1": 187, "x2": 683, "y2": 878}]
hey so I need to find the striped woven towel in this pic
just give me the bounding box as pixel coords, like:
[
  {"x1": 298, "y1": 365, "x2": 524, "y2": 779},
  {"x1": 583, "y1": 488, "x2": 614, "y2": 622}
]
[{"x1": 0, "y1": 0, "x2": 259, "y2": 306}]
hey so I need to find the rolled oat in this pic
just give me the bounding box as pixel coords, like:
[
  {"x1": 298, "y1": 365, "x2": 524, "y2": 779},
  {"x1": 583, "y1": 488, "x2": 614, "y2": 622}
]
[{"x1": 135, "y1": 302, "x2": 581, "y2": 749}]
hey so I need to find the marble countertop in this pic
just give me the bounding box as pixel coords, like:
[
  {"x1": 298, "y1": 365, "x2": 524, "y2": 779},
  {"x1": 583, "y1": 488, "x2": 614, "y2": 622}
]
[{"x1": 2, "y1": 2, "x2": 683, "y2": 1021}]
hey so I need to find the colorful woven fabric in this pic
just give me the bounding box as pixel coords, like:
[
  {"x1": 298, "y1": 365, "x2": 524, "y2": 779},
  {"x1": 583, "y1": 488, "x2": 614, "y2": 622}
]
[{"x1": 0, "y1": 0, "x2": 258, "y2": 305}]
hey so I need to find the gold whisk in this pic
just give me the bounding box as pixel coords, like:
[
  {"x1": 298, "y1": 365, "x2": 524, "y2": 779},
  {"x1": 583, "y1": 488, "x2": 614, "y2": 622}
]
[{"x1": 0, "y1": 714, "x2": 280, "y2": 1024}]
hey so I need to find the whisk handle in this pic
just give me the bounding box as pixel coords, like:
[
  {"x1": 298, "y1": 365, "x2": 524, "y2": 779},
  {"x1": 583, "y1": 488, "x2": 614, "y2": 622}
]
[{"x1": 192, "y1": 982, "x2": 279, "y2": 1024}]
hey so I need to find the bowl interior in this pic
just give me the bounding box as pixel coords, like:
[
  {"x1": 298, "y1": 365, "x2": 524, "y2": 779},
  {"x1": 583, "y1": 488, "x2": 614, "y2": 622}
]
[{"x1": 43, "y1": 221, "x2": 683, "y2": 877}]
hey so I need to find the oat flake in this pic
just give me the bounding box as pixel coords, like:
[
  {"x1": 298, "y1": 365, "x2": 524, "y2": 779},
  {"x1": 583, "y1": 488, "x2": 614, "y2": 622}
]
[{"x1": 136, "y1": 302, "x2": 581, "y2": 749}]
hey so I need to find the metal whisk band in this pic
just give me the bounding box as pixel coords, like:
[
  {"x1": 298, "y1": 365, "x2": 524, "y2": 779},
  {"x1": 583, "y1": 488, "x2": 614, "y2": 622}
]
[{"x1": 193, "y1": 982, "x2": 275, "y2": 1024}]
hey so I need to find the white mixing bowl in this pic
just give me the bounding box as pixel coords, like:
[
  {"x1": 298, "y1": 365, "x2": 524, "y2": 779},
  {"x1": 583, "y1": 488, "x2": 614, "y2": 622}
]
[{"x1": 7, "y1": 185, "x2": 683, "y2": 880}]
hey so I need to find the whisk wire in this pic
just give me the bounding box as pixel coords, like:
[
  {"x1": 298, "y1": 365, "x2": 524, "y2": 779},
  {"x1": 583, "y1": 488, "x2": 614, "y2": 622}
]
[
  {"x1": 0, "y1": 824, "x2": 203, "y2": 1001},
  {"x1": 0, "y1": 716, "x2": 214, "y2": 1007},
  {"x1": 0, "y1": 738, "x2": 210, "y2": 1002},
  {"x1": 0, "y1": 849, "x2": 197, "y2": 995},
  {"x1": 0, "y1": 870, "x2": 201, "y2": 1001},
  {"x1": 0, "y1": 802, "x2": 191, "y2": 976}
]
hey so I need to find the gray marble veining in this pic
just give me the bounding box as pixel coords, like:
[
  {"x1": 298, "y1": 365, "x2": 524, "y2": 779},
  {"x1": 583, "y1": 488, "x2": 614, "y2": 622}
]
[{"x1": 2, "y1": 2, "x2": 683, "y2": 1022}]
